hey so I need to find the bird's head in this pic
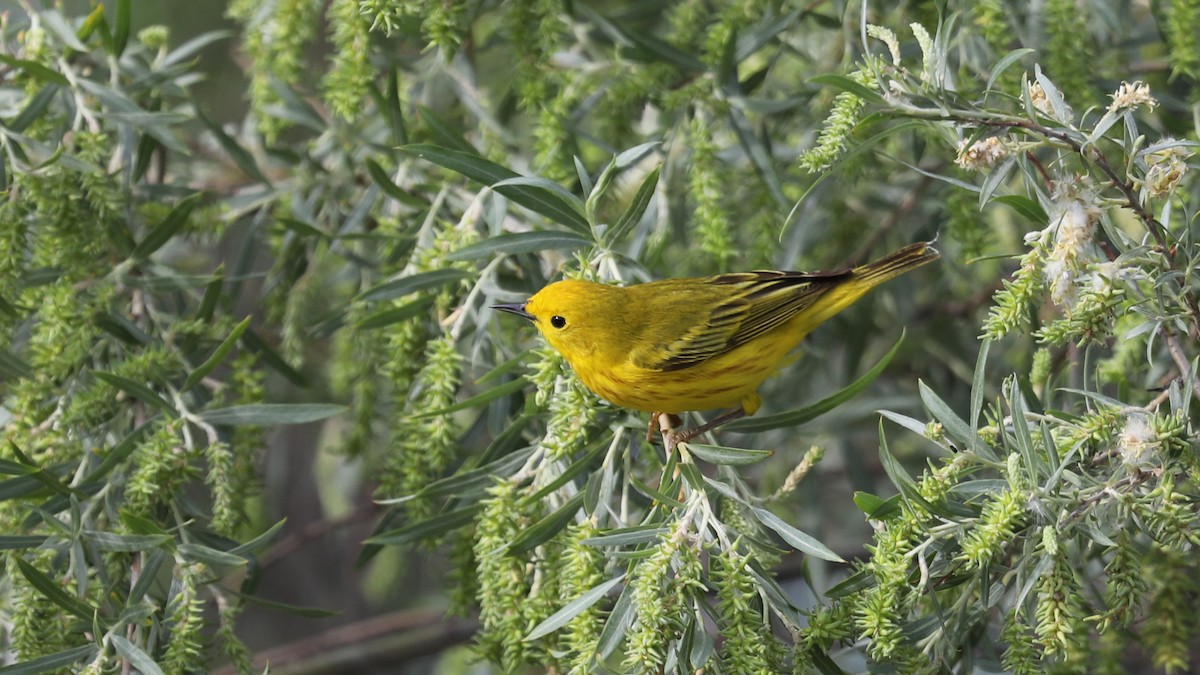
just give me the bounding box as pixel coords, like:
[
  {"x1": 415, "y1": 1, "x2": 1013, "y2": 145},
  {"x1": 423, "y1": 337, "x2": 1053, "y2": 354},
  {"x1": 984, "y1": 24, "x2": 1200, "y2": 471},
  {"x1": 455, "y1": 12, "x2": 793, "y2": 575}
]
[{"x1": 493, "y1": 279, "x2": 629, "y2": 366}]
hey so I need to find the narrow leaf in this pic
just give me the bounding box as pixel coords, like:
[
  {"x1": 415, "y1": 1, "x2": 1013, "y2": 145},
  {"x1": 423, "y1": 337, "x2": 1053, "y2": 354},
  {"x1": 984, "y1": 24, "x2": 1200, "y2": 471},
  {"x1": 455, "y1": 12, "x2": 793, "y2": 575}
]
[
  {"x1": 581, "y1": 526, "x2": 670, "y2": 548},
  {"x1": 596, "y1": 582, "x2": 637, "y2": 659},
  {"x1": 920, "y1": 381, "x2": 996, "y2": 461},
  {"x1": 525, "y1": 575, "x2": 624, "y2": 641},
  {"x1": 132, "y1": 193, "x2": 201, "y2": 259},
  {"x1": 89, "y1": 371, "x2": 175, "y2": 417},
  {"x1": 177, "y1": 543, "x2": 246, "y2": 568},
  {"x1": 416, "y1": 378, "x2": 525, "y2": 418},
  {"x1": 605, "y1": 164, "x2": 660, "y2": 245},
  {"x1": 508, "y1": 492, "x2": 585, "y2": 554},
  {"x1": 365, "y1": 504, "x2": 483, "y2": 546},
  {"x1": 15, "y1": 557, "x2": 96, "y2": 622},
  {"x1": 195, "y1": 105, "x2": 271, "y2": 185},
  {"x1": 751, "y1": 507, "x2": 844, "y2": 562},
  {"x1": 182, "y1": 316, "x2": 251, "y2": 391},
  {"x1": 0, "y1": 645, "x2": 95, "y2": 675},
  {"x1": 685, "y1": 443, "x2": 773, "y2": 466},
  {"x1": 808, "y1": 73, "x2": 885, "y2": 104},
  {"x1": 985, "y1": 48, "x2": 1035, "y2": 92},
  {"x1": 110, "y1": 635, "x2": 163, "y2": 675},
  {"x1": 199, "y1": 404, "x2": 345, "y2": 427},
  {"x1": 446, "y1": 231, "x2": 591, "y2": 262},
  {"x1": 401, "y1": 145, "x2": 591, "y2": 234},
  {"x1": 358, "y1": 268, "x2": 471, "y2": 303}
]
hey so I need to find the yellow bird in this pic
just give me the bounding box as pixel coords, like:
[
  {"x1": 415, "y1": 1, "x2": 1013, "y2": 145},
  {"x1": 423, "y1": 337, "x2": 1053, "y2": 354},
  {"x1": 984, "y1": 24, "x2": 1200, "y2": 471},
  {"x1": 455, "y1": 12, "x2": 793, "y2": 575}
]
[{"x1": 494, "y1": 241, "x2": 939, "y2": 446}]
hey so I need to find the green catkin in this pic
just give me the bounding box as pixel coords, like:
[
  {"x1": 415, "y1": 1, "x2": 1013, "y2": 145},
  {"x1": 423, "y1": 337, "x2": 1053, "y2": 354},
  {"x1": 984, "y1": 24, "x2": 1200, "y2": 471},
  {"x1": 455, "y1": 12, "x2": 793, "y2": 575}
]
[
  {"x1": 1042, "y1": 0, "x2": 1094, "y2": 107},
  {"x1": 1034, "y1": 548, "x2": 1084, "y2": 655},
  {"x1": 323, "y1": 0, "x2": 373, "y2": 120},
  {"x1": 1001, "y1": 611, "x2": 1039, "y2": 675},
  {"x1": 162, "y1": 566, "x2": 206, "y2": 672},
  {"x1": 1101, "y1": 535, "x2": 1147, "y2": 630},
  {"x1": 446, "y1": 526, "x2": 479, "y2": 616},
  {"x1": 714, "y1": 550, "x2": 783, "y2": 673},
  {"x1": 959, "y1": 486, "x2": 1026, "y2": 568},
  {"x1": 1143, "y1": 549, "x2": 1193, "y2": 673},
  {"x1": 227, "y1": 0, "x2": 320, "y2": 141},
  {"x1": 687, "y1": 114, "x2": 736, "y2": 272},
  {"x1": 389, "y1": 334, "x2": 463, "y2": 517},
  {"x1": 1163, "y1": 0, "x2": 1200, "y2": 81},
  {"x1": 799, "y1": 69, "x2": 875, "y2": 173},
  {"x1": 474, "y1": 481, "x2": 531, "y2": 670},
  {"x1": 560, "y1": 521, "x2": 606, "y2": 674}
]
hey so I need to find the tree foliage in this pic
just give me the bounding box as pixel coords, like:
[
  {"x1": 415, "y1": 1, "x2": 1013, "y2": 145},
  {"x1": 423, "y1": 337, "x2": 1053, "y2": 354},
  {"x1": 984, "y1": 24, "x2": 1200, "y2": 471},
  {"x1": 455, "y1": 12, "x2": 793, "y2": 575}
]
[{"x1": 1, "y1": 0, "x2": 1199, "y2": 673}]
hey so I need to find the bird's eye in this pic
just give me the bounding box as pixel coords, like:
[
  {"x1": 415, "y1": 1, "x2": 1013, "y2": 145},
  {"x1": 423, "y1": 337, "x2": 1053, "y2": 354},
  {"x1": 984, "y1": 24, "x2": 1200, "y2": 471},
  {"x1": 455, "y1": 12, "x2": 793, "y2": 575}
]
[{"x1": 550, "y1": 315, "x2": 567, "y2": 329}]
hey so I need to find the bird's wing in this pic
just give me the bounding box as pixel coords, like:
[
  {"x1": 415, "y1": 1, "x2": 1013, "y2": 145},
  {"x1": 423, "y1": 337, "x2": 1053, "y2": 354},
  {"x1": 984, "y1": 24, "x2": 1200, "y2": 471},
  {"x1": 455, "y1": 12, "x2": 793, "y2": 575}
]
[{"x1": 630, "y1": 270, "x2": 850, "y2": 371}]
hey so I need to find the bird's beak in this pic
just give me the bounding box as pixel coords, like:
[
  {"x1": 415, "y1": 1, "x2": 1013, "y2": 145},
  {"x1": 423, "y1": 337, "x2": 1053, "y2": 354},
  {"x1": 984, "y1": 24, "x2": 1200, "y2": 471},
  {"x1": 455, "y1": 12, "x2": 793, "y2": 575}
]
[{"x1": 492, "y1": 302, "x2": 535, "y2": 321}]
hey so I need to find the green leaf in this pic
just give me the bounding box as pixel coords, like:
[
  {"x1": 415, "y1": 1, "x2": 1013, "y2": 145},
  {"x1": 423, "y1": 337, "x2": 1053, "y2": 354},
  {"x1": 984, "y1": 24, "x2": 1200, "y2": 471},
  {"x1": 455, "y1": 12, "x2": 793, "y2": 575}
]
[
  {"x1": 825, "y1": 568, "x2": 875, "y2": 599},
  {"x1": 992, "y1": 194, "x2": 1048, "y2": 224},
  {"x1": 235, "y1": 591, "x2": 339, "y2": 618},
  {"x1": 808, "y1": 73, "x2": 885, "y2": 104},
  {"x1": 128, "y1": 549, "x2": 168, "y2": 604},
  {"x1": 240, "y1": 328, "x2": 309, "y2": 387},
  {"x1": 382, "y1": 448, "x2": 534, "y2": 504},
  {"x1": 8, "y1": 85, "x2": 61, "y2": 133},
  {"x1": 365, "y1": 504, "x2": 483, "y2": 546},
  {"x1": 606, "y1": 164, "x2": 660, "y2": 246},
  {"x1": 182, "y1": 316, "x2": 251, "y2": 391},
  {"x1": 0, "y1": 349, "x2": 34, "y2": 381},
  {"x1": 177, "y1": 543, "x2": 247, "y2": 568},
  {"x1": 110, "y1": 635, "x2": 163, "y2": 675},
  {"x1": 726, "y1": 330, "x2": 905, "y2": 432},
  {"x1": 15, "y1": 557, "x2": 97, "y2": 622},
  {"x1": 358, "y1": 268, "x2": 472, "y2": 303},
  {"x1": 581, "y1": 526, "x2": 670, "y2": 548},
  {"x1": 522, "y1": 441, "x2": 607, "y2": 504},
  {"x1": 596, "y1": 582, "x2": 637, "y2": 659},
  {"x1": 132, "y1": 193, "x2": 201, "y2": 259},
  {"x1": 853, "y1": 491, "x2": 902, "y2": 520},
  {"x1": 195, "y1": 105, "x2": 272, "y2": 186},
  {"x1": 508, "y1": 492, "x2": 585, "y2": 554},
  {"x1": 445, "y1": 231, "x2": 591, "y2": 261},
  {"x1": 0, "y1": 535, "x2": 51, "y2": 550},
  {"x1": 355, "y1": 297, "x2": 433, "y2": 330},
  {"x1": 0, "y1": 645, "x2": 96, "y2": 675},
  {"x1": 524, "y1": 575, "x2": 624, "y2": 641},
  {"x1": 920, "y1": 380, "x2": 997, "y2": 461},
  {"x1": 90, "y1": 371, "x2": 176, "y2": 417},
  {"x1": 199, "y1": 404, "x2": 345, "y2": 427},
  {"x1": 685, "y1": 443, "x2": 773, "y2": 466},
  {"x1": 83, "y1": 423, "x2": 151, "y2": 484},
  {"x1": 416, "y1": 378, "x2": 526, "y2": 418},
  {"x1": 985, "y1": 48, "x2": 1035, "y2": 91},
  {"x1": 112, "y1": 0, "x2": 131, "y2": 56},
  {"x1": 978, "y1": 154, "x2": 1016, "y2": 209},
  {"x1": 365, "y1": 158, "x2": 427, "y2": 208},
  {"x1": 750, "y1": 507, "x2": 844, "y2": 562},
  {"x1": 83, "y1": 532, "x2": 171, "y2": 552},
  {"x1": 401, "y1": 145, "x2": 591, "y2": 234},
  {"x1": 877, "y1": 419, "x2": 939, "y2": 515},
  {"x1": 0, "y1": 58, "x2": 68, "y2": 87},
  {"x1": 491, "y1": 176, "x2": 586, "y2": 218}
]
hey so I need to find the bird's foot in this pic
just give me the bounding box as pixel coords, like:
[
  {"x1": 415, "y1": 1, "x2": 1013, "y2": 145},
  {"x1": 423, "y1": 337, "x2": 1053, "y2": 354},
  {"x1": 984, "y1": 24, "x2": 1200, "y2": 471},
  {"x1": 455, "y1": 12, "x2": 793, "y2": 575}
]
[{"x1": 654, "y1": 408, "x2": 748, "y2": 454}]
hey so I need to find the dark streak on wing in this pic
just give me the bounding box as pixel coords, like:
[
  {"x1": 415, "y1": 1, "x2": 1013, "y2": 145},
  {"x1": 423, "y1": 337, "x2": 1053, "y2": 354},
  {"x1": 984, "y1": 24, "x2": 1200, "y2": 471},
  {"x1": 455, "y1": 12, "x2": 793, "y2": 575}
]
[{"x1": 652, "y1": 268, "x2": 854, "y2": 371}]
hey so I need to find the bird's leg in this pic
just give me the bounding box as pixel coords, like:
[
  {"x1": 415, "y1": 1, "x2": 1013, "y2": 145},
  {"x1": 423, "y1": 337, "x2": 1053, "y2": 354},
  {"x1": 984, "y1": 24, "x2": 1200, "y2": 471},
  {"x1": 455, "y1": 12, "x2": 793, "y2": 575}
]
[
  {"x1": 647, "y1": 412, "x2": 682, "y2": 445},
  {"x1": 665, "y1": 407, "x2": 748, "y2": 449}
]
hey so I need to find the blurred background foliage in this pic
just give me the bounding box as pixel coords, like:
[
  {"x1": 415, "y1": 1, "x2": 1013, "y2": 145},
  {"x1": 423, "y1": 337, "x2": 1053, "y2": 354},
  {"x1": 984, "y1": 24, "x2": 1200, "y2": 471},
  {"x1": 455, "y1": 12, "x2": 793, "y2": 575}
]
[{"x1": 1, "y1": 0, "x2": 1199, "y2": 673}]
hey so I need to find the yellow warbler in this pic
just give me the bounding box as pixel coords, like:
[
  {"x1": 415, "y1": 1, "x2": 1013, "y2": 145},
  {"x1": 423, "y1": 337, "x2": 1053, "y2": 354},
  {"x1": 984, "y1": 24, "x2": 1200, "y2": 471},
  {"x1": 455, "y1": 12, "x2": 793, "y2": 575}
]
[{"x1": 495, "y1": 241, "x2": 938, "y2": 444}]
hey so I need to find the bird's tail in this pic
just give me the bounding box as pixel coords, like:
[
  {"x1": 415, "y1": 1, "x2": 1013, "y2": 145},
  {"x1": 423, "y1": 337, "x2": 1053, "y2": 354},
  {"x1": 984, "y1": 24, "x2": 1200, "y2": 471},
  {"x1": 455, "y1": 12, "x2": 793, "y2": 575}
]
[
  {"x1": 853, "y1": 240, "x2": 941, "y2": 286},
  {"x1": 791, "y1": 240, "x2": 940, "y2": 331}
]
